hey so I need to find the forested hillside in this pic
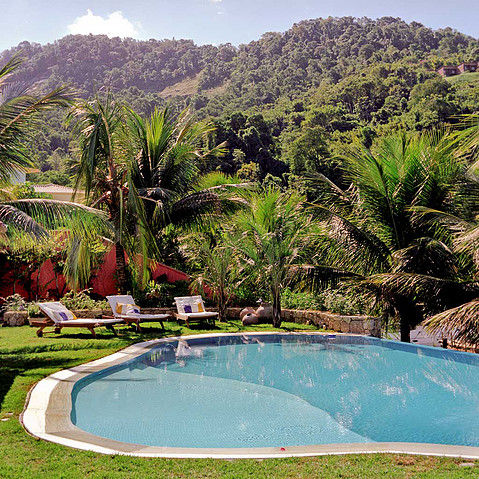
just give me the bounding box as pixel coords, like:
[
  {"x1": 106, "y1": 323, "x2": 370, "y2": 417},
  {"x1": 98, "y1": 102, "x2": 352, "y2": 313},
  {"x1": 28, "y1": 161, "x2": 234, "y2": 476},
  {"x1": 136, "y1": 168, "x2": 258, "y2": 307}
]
[{"x1": 1, "y1": 16, "x2": 478, "y2": 183}]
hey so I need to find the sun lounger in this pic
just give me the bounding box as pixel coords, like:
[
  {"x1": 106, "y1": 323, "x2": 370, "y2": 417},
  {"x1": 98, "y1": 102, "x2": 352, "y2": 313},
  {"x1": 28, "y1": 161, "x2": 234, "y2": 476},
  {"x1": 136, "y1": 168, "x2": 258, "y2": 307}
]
[
  {"x1": 174, "y1": 295, "x2": 218, "y2": 327},
  {"x1": 33, "y1": 302, "x2": 122, "y2": 338},
  {"x1": 106, "y1": 294, "x2": 170, "y2": 331}
]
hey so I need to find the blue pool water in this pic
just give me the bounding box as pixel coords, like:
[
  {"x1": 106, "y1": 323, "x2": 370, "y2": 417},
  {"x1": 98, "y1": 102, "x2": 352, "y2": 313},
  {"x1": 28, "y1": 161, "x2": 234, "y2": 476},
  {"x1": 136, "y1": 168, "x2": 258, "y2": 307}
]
[{"x1": 71, "y1": 334, "x2": 479, "y2": 448}]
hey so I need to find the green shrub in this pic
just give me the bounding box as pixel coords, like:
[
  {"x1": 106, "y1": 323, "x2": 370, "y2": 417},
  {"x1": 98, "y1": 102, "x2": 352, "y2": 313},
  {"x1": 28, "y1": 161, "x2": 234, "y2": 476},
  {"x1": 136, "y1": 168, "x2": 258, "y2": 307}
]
[
  {"x1": 133, "y1": 280, "x2": 190, "y2": 308},
  {"x1": 281, "y1": 287, "x2": 323, "y2": 310},
  {"x1": 320, "y1": 288, "x2": 370, "y2": 315},
  {"x1": 26, "y1": 303, "x2": 41, "y2": 317},
  {"x1": 232, "y1": 282, "x2": 269, "y2": 307},
  {"x1": 280, "y1": 287, "x2": 373, "y2": 315},
  {"x1": 60, "y1": 289, "x2": 108, "y2": 311},
  {"x1": 1, "y1": 294, "x2": 27, "y2": 312}
]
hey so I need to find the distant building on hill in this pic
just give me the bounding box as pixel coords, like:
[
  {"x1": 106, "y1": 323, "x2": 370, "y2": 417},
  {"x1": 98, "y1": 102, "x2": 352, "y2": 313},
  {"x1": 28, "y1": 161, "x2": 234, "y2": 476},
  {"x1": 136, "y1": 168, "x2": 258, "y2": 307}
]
[
  {"x1": 10, "y1": 166, "x2": 40, "y2": 184},
  {"x1": 437, "y1": 61, "x2": 478, "y2": 77},
  {"x1": 32, "y1": 184, "x2": 85, "y2": 203},
  {"x1": 457, "y1": 61, "x2": 478, "y2": 73},
  {"x1": 437, "y1": 65, "x2": 460, "y2": 77}
]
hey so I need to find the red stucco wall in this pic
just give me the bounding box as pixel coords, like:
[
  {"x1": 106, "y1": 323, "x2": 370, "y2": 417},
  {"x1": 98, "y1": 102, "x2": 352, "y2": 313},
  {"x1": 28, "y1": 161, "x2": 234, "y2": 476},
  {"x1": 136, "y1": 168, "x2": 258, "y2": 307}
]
[{"x1": 0, "y1": 247, "x2": 189, "y2": 300}]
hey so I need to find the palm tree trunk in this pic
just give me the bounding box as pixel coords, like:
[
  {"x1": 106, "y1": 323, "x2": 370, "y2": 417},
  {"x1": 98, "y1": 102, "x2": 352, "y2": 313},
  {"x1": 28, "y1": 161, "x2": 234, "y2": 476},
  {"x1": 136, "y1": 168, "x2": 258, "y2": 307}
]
[
  {"x1": 395, "y1": 297, "x2": 414, "y2": 343},
  {"x1": 272, "y1": 288, "x2": 282, "y2": 328},
  {"x1": 218, "y1": 298, "x2": 227, "y2": 322},
  {"x1": 400, "y1": 316, "x2": 410, "y2": 343},
  {"x1": 115, "y1": 242, "x2": 128, "y2": 294}
]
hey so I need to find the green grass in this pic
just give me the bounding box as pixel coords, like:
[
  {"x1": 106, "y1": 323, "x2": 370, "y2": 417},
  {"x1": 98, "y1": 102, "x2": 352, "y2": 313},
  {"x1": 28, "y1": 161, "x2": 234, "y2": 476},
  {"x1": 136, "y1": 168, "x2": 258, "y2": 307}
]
[
  {"x1": 446, "y1": 71, "x2": 479, "y2": 84},
  {"x1": 0, "y1": 320, "x2": 478, "y2": 478}
]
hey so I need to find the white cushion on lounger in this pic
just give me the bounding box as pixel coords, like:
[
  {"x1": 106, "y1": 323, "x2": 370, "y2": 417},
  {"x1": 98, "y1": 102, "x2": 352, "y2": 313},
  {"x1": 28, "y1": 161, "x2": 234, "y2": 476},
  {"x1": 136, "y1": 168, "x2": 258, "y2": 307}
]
[
  {"x1": 107, "y1": 295, "x2": 145, "y2": 317},
  {"x1": 107, "y1": 294, "x2": 169, "y2": 322},
  {"x1": 38, "y1": 302, "x2": 120, "y2": 325},
  {"x1": 59, "y1": 318, "x2": 119, "y2": 326},
  {"x1": 38, "y1": 302, "x2": 76, "y2": 323},
  {"x1": 117, "y1": 303, "x2": 141, "y2": 315},
  {"x1": 117, "y1": 313, "x2": 169, "y2": 320},
  {"x1": 179, "y1": 312, "x2": 218, "y2": 318},
  {"x1": 174, "y1": 296, "x2": 207, "y2": 314}
]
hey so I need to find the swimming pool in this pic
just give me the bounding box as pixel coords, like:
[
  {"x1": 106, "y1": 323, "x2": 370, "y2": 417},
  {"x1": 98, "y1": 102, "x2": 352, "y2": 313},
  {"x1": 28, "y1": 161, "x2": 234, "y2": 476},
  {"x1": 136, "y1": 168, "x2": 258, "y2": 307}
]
[{"x1": 23, "y1": 333, "x2": 479, "y2": 458}]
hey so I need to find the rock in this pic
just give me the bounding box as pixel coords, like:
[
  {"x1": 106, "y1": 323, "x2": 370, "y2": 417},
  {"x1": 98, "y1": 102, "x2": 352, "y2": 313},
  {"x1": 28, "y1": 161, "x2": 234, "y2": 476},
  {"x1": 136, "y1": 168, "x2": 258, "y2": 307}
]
[
  {"x1": 242, "y1": 313, "x2": 259, "y2": 325},
  {"x1": 240, "y1": 307, "x2": 255, "y2": 320},
  {"x1": 3, "y1": 311, "x2": 28, "y2": 326},
  {"x1": 255, "y1": 302, "x2": 273, "y2": 322}
]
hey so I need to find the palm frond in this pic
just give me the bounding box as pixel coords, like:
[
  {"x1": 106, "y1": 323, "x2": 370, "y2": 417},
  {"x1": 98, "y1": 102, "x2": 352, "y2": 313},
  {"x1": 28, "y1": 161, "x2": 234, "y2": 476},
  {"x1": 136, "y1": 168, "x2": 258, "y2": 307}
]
[
  {"x1": 311, "y1": 203, "x2": 391, "y2": 274},
  {"x1": 63, "y1": 236, "x2": 109, "y2": 291},
  {"x1": 450, "y1": 114, "x2": 479, "y2": 169},
  {"x1": 425, "y1": 299, "x2": 479, "y2": 345},
  {"x1": 0, "y1": 55, "x2": 73, "y2": 180},
  {"x1": 392, "y1": 237, "x2": 458, "y2": 278},
  {"x1": 289, "y1": 264, "x2": 361, "y2": 291},
  {"x1": 360, "y1": 272, "x2": 479, "y2": 314},
  {"x1": 67, "y1": 93, "x2": 124, "y2": 199},
  {"x1": 3, "y1": 198, "x2": 109, "y2": 231},
  {"x1": 0, "y1": 54, "x2": 24, "y2": 83},
  {"x1": 169, "y1": 190, "x2": 223, "y2": 227},
  {"x1": 0, "y1": 203, "x2": 46, "y2": 237}
]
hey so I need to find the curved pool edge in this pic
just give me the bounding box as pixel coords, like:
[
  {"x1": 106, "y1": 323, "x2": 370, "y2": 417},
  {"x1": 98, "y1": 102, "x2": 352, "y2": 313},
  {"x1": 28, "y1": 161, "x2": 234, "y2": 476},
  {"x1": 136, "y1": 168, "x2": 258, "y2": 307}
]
[{"x1": 21, "y1": 332, "x2": 479, "y2": 459}]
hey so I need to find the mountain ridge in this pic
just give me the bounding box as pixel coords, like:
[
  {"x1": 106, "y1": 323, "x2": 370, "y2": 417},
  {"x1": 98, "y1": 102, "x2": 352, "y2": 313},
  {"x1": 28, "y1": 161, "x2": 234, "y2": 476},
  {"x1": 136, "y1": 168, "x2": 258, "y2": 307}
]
[
  {"x1": 2, "y1": 16, "x2": 478, "y2": 182},
  {"x1": 2, "y1": 16, "x2": 477, "y2": 103}
]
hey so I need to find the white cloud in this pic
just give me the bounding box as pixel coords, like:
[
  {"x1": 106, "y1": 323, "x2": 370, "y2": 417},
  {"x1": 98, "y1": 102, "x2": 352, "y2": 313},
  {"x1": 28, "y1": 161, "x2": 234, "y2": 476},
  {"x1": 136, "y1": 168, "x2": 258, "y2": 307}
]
[
  {"x1": 67, "y1": 10, "x2": 140, "y2": 38},
  {"x1": 210, "y1": 0, "x2": 223, "y2": 3}
]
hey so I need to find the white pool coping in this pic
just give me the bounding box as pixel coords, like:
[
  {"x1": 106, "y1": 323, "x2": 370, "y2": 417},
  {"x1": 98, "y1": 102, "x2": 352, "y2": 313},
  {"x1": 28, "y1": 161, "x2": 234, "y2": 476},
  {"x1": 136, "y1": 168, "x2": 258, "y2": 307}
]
[{"x1": 21, "y1": 331, "x2": 479, "y2": 459}]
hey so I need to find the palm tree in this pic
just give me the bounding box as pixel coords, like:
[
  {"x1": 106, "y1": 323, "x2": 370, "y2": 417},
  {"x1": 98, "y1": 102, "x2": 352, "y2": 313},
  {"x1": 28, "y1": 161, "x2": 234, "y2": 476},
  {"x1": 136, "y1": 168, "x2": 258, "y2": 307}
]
[
  {"x1": 385, "y1": 187, "x2": 479, "y2": 346},
  {"x1": 187, "y1": 235, "x2": 241, "y2": 322},
  {"x1": 68, "y1": 94, "x2": 134, "y2": 292},
  {"x1": 0, "y1": 57, "x2": 70, "y2": 182},
  {"x1": 0, "y1": 56, "x2": 70, "y2": 236},
  {"x1": 418, "y1": 116, "x2": 479, "y2": 345},
  {"x1": 127, "y1": 107, "x2": 242, "y2": 238},
  {"x1": 69, "y1": 99, "x2": 240, "y2": 292},
  {"x1": 313, "y1": 130, "x2": 470, "y2": 342},
  {"x1": 229, "y1": 188, "x2": 316, "y2": 327},
  {"x1": 0, "y1": 56, "x2": 84, "y2": 237}
]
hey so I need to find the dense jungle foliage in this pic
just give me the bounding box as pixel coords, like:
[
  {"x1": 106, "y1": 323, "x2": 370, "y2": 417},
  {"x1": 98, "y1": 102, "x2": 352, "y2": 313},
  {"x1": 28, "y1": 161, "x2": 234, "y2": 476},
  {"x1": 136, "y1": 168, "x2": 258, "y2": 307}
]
[{"x1": 1, "y1": 16, "x2": 478, "y2": 183}]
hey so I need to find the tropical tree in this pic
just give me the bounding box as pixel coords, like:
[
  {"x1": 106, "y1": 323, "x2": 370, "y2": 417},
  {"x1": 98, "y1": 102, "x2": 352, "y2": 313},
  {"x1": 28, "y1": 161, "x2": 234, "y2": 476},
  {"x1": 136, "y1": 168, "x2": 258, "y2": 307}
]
[
  {"x1": 0, "y1": 57, "x2": 69, "y2": 181},
  {"x1": 187, "y1": 235, "x2": 241, "y2": 322},
  {"x1": 0, "y1": 56, "x2": 87, "y2": 237},
  {"x1": 0, "y1": 55, "x2": 110, "y2": 294},
  {"x1": 229, "y1": 188, "x2": 316, "y2": 327},
  {"x1": 69, "y1": 98, "x2": 240, "y2": 292},
  {"x1": 127, "y1": 107, "x2": 241, "y2": 238},
  {"x1": 68, "y1": 93, "x2": 136, "y2": 293},
  {"x1": 313, "y1": 130, "x2": 471, "y2": 342},
  {"x1": 418, "y1": 116, "x2": 479, "y2": 345}
]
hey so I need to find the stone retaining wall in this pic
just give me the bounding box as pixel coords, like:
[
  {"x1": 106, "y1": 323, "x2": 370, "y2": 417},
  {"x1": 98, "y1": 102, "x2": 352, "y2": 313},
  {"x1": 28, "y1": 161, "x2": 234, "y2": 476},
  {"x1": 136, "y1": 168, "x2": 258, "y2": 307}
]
[
  {"x1": 281, "y1": 309, "x2": 381, "y2": 337},
  {"x1": 226, "y1": 307, "x2": 381, "y2": 337}
]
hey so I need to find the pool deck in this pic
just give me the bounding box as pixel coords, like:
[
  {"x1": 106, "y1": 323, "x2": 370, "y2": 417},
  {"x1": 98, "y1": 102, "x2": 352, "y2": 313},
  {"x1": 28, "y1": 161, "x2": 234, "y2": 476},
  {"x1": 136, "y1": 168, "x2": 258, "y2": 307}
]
[{"x1": 21, "y1": 332, "x2": 479, "y2": 459}]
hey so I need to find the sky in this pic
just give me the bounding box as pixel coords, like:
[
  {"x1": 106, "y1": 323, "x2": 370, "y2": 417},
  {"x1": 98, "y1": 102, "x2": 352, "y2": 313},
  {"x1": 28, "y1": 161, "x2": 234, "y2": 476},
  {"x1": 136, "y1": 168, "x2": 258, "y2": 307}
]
[{"x1": 0, "y1": 0, "x2": 477, "y2": 52}]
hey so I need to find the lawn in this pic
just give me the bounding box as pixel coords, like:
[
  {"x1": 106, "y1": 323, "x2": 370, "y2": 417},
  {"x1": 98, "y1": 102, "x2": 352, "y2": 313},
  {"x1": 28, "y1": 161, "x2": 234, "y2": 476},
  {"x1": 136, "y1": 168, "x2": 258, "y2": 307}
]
[
  {"x1": 0, "y1": 320, "x2": 478, "y2": 479},
  {"x1": 446, "y1": 71, "x2": 479, "y2": 84}
]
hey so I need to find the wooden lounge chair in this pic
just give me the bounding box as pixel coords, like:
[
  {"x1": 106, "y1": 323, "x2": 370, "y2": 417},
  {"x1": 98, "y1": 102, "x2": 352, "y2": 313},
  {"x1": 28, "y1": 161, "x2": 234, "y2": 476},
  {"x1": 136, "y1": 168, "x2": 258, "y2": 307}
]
[
  {"x1": 33, "y1": 302, "x2": 122, "y2": 338},
  {"x1": 106, "y1": 294, "x2": 170, "y2": 331},
  {"x1": 174, "y1": 295, "x2": 218, "y2": 328}
]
